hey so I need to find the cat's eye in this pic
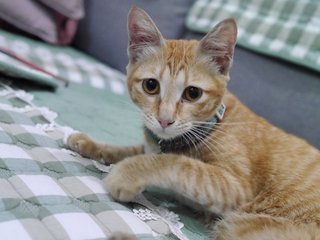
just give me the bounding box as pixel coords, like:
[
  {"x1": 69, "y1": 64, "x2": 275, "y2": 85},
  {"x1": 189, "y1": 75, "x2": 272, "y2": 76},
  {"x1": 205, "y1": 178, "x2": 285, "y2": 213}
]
[
  {"x1": 142, "y1": 78, "x2": 160, "y2": 95},
  {"x1": 182, "y1": 86, "x2": 203, "y2": 102}
]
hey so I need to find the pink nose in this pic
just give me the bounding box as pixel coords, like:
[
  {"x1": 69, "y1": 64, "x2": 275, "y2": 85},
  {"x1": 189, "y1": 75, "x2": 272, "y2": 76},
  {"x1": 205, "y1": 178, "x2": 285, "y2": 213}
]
[{"x1": 158, "y1": 119, "x2": 175, "y2": 128}]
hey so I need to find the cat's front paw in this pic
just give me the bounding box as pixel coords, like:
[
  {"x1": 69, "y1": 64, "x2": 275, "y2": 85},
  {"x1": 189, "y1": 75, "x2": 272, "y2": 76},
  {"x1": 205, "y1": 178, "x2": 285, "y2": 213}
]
[
  {"x1": 67, "y1": 133, "x2": 101, "y2": 160},
  {"x1": 105, "y1": 158, "x2": 145, "y2": 202}
]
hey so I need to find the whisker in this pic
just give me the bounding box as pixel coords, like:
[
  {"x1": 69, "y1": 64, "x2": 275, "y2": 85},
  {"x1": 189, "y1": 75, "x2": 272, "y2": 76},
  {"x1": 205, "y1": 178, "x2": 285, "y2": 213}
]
[
  {"x1": 184, "y1": 131, "x2": 200, "y2": 157},
  {"x1": 191, "y1": 120, "x2": 256, "y2": 126},
  {"x1": 191, "y1": 128, "x2": 225, "y2": 154},
  {"x1": 181, "y1": 132, "x2": 196, "y2": 154},
  {"x1": 179, "y1": 122, "x2": 234, "y2": 140},
  {"x1": 193, "y1": 127, "x2": 240, "y2": 153},
  {"x1": 190, "y1": 133, "x2": 217, "y2": 156},
  {"x1": 190, "y1": 124, "x2": 236, "y2": 139},
  {"x1": 188, "y1": 129, "x2": 221, "y2": 156}
]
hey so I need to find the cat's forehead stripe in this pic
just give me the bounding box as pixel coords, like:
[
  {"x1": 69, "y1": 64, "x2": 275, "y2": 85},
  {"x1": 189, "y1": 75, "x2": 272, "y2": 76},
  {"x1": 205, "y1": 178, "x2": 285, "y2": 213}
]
[{"x1": 165, "y1": 40, "x2": 197, "y2": 76}]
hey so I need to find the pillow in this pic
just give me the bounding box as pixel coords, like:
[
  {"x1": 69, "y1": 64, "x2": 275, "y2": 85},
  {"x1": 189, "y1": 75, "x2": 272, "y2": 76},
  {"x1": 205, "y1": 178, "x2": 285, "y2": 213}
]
[
  {"x1": 0, "y1": 0, "x2": 84, "y2": 44},
  {"x1": 37, "y1": 0, "x2": 84, "y2": 20},
  {"x1": 0, "y1": 29, "x2": 126, "y2": 91},
  {"x1": 0, "y1": 0, "x2": 57, "y2": 43}
]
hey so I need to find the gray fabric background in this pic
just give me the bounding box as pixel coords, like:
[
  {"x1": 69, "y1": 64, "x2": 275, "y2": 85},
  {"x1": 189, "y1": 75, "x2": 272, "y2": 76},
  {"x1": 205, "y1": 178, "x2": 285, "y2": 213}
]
[
  {"x1": 74, "y1": 0, "x2": 195, "y2": 72},
  {"x1": 230, "y1": 46, "x2": 320, "y2": 148}
]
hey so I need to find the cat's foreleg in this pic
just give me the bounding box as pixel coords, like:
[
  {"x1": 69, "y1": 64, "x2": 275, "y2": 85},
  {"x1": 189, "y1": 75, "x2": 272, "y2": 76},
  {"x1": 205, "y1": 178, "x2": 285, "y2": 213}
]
[
  {"x1": 67, "y1": 133, "x2": 144, "y2": 164},
  {"x1": 105, "y1": 153, "x2": 252, "y2": 214}
]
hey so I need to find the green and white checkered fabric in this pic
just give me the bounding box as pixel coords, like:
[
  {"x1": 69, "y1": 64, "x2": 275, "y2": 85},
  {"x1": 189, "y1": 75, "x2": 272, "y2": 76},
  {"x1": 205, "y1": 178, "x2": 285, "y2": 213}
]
[
  {"x1": 0, "y1": 86, "x2": 177, "y2": 240},
  {"x1": 186, "y1": 0, "x2": 320, "y2": 72},
  {"x1": 0, "y1": 30, "x2": 126, "y2": 92}
]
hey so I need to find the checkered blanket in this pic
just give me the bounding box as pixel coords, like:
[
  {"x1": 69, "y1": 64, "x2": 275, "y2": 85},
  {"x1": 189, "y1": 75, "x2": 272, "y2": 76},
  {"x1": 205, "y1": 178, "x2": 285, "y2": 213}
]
[
  {"x1": 0, "y1": 30, "x2": 125, "y2": 91},
  {"x1": 186, "y1": 0, "x2": 320, "y2": 72},
  {"x1": 0, "y1": 86, "x2": 192, "y2": 240}
]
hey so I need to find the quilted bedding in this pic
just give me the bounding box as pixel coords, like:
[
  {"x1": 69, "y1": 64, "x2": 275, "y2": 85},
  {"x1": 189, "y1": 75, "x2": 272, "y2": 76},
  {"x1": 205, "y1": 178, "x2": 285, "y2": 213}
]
[
  {"x1": 0, "y1": 86, "x2": 154, "y2": 239},
  {"x1": 0, "y1": 30, "x2": 209, "y2": 239}
]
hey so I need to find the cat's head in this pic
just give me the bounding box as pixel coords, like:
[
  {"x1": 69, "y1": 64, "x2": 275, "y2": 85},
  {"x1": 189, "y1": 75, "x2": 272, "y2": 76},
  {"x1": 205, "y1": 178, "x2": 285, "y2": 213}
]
[{"x1": 126, "y1": 6, "x2": 237, "y2": 140}]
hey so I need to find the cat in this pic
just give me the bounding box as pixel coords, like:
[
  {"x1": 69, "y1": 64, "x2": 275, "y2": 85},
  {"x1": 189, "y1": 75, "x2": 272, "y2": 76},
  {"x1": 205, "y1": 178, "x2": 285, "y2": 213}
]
[{"x1": 68, "y1": 6, "x2": 320, "y2": 240}]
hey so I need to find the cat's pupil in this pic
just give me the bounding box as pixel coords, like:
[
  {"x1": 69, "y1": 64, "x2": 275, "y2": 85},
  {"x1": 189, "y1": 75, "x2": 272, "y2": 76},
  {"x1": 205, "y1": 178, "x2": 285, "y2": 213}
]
[
  {"x1": 142, "y1": 78, "x2": 160, "y2": 95},
  {"x1": 183, "y1": 86, "x2": 202, "y2": 101},
  {"x1": 188, "y1": 87, "x2": 200, "y2": 99},
  {"x1": 146, "y1": 79, "x2": 157, "y2": 91}
]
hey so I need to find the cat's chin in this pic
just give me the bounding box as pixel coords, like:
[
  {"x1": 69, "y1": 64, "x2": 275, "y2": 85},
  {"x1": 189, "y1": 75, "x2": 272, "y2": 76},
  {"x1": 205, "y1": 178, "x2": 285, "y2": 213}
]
[
  {"x1": 151, "y1": 128, "x2": 185, "y2": 140},
  {"x1": 154, "y1": 131, "x2": 177, "y2": 140}
]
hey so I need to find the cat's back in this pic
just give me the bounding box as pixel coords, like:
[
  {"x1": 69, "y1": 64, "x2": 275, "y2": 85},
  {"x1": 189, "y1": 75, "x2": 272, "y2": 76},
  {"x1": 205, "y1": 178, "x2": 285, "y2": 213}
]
[{"x1": 217, "y1": 91, "x2": 320, "y2": 223}]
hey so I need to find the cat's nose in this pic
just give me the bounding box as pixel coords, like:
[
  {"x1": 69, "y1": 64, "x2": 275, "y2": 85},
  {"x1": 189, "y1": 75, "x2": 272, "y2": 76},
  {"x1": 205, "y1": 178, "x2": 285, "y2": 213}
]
[{"x1": 158, "y1": 119, "x2": 175, "y2": 128}]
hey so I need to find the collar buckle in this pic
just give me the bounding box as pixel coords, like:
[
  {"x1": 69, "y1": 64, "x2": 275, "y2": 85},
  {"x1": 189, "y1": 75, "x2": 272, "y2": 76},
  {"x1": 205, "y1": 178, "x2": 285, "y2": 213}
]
[{"x1": 216, "y1": 103, "x2": 226, "y2": 121}]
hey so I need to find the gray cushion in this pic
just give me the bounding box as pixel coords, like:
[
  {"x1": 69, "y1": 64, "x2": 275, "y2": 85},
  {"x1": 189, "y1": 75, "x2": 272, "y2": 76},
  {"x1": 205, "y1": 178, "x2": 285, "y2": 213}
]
[
  {"x1": 73, "y1": 0, "x2": 195, "y2": 72},
  {"x1": 229, "y1": 46, "x2": 320, "y2": 149}
]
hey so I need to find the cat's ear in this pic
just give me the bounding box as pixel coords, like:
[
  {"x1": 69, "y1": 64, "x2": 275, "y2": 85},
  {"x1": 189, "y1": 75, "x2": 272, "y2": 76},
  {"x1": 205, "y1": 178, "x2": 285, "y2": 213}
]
[
  {"x1": 197, "y1": 19, "x2": 237, "y2": 76},
  {"x1": 127, "y1": 6, "x2": 165, "y2": 64}
]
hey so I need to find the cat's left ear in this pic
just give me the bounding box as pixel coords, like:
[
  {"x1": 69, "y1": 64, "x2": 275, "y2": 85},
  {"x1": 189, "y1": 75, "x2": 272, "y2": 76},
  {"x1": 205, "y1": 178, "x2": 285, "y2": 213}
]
[{"x1": 197, "y1": 19, "x2": 237, "y2": 76}]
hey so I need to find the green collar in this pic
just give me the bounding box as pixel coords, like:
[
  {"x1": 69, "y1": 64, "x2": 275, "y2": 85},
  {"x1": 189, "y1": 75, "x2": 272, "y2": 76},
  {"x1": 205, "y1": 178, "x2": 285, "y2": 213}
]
[{"x1": 145, "y1": 103, "x2": 226, "y2": 153}]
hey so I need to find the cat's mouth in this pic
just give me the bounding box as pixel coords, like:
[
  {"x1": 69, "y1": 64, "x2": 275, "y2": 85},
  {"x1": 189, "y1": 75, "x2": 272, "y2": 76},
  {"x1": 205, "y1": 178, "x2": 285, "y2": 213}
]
[
  {"x1": 144, "y1": 119, "x2": 191, "y2": 140},
  {"x1": 143, "y1": 114, "x2": 195, "y2": 140}
]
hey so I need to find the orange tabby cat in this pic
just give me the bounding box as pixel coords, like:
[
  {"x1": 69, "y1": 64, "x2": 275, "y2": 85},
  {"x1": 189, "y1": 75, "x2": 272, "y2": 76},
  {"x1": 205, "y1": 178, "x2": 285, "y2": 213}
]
[{"x1": 68, "y1": 6, "x2": 320, "y2": 239}]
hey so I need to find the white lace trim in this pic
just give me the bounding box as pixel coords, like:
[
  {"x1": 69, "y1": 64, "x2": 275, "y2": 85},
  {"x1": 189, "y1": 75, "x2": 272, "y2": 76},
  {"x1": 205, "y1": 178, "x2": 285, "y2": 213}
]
[
  {"x1": 92, "y1": 161, "x2": 114, "y2": 173},
  {"x1": 0, "y1": 86, "x2": 57, "y2": 124},
  {"x1": 133, "y1": 194, "x2": 188, "y2": 240},
  {"x1": 0, "y1": 86, "x2": 77, "y2": 144},
  {"x1": 93, "y1": 161, "x2": 189, "y2": 240},
  {"x1": 0, "y1": 85, "x2": 33, "y2": 101},
  {"x1": 133, "y1": 208, "x2": 158, "y2": 221}
]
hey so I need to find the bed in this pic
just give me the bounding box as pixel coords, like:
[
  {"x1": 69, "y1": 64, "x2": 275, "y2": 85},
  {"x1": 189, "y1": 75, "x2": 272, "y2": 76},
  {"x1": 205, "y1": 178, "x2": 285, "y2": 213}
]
[{"x1": 1, "y1": 0, "x2": 319, "y2": 238}]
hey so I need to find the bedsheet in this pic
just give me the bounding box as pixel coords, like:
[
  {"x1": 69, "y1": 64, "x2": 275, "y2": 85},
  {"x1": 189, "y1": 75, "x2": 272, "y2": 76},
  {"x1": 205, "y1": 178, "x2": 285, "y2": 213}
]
[{"x1": 0, "y1": 85, "x2": 209, "y2": 239}]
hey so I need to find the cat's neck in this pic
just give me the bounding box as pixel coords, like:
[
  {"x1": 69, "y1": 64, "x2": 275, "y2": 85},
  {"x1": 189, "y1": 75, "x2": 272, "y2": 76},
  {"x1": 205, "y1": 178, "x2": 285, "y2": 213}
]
[{"x1": 145, "y1": 103, "x2": 226, "y2": 153}]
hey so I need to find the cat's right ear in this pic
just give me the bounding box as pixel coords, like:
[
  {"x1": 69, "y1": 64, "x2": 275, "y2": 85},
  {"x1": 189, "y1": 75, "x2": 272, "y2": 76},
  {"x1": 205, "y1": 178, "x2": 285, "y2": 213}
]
[
  {"x1": 127, "y1": 6, "x2": 165, "y2": 64},
  {"x1": 197, "y1": 19, "x2": 237, "y2": 76}
]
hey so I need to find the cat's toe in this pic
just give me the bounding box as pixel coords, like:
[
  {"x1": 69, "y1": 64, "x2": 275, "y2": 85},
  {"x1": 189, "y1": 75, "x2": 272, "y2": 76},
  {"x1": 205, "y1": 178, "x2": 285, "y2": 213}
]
[
  {"x1": 67, "y1": 133, "x2": 84, "y2": 151},
  {"x1": 105, "y1": 166, "x2": 142, "y2": 202},
  {"x1": 67, "y1": 133, "x2": 100, "y2": 159},
  {"x1": 105, "y1": 176, "x2": 140, "y2": 202}
]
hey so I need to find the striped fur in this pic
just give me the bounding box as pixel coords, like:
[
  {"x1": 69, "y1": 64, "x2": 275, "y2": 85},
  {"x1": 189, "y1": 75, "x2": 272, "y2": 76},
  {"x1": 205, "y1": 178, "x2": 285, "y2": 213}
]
[{"x1": 68, "y1": 7, "x2": 320, "y2": 239}]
